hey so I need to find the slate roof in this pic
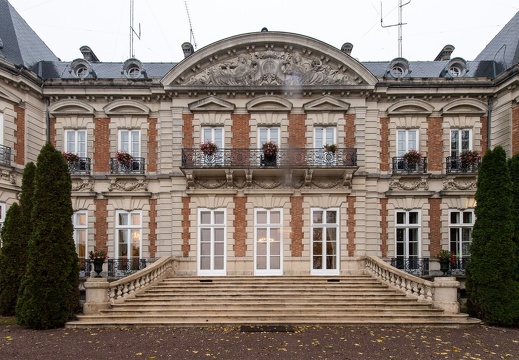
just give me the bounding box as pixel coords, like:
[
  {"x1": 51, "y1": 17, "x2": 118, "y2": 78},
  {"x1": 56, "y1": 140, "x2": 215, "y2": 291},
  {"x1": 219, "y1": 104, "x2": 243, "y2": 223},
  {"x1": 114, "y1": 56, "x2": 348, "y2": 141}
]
[
  {"x1": 0, "y1": 0, "x2": 59, "y2": 70},
  {"x1": 475, "y1": 11, "x2": 519, "y2": 76},
  {"x1": 362, "y1": 60, "x2": 496, "y2": 78},
  {"x1": 40, "y1": 61, "x2": 176, "y2": 79}
]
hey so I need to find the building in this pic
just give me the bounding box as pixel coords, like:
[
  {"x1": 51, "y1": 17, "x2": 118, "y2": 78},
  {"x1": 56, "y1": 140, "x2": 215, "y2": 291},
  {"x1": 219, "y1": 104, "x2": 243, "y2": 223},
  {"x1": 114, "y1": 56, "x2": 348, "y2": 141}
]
[{"x1": 1, "y1": 0, "x2": 519, "y2": 278}]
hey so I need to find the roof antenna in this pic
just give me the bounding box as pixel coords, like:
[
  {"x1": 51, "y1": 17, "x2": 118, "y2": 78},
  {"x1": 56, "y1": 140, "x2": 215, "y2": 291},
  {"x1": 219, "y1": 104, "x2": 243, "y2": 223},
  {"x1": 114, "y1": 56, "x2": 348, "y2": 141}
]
[
  {"x1": 381, "y1": 0, "x2": 411, "y2": 57},
  {"x1": 129, "y1": 0, "x2": 141, "y2": 58},
  {"x1": 185, "y1": 1, "x2": 198, "y2": 49}
]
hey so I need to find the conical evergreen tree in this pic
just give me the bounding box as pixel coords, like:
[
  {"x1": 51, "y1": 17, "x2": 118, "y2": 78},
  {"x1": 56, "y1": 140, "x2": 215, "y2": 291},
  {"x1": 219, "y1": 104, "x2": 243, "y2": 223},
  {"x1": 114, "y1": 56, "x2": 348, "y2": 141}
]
[
  {"x1": 466, "y1": 146, "x2": 519, "y2": 325},
  {"x1": 16, "y1": 143, "x2": 79, "y2": 329},
  {"x1": 509, "y1": 153, "x2": 519, "y2": 282},
  {"x1": 0, "y1": 203, "x2": 22, "y2": 315}
]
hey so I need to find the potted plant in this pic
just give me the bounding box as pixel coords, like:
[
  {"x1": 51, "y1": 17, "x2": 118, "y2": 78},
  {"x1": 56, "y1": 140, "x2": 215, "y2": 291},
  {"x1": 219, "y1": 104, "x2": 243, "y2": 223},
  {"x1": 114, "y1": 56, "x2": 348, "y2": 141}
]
[
  {"x1": 116, "y1": 151, "x2": 133, "y2": 167},
  {"x1": 323, "y1": 144, "x2": 337, "y2": 153},
  {"x1": 89, "y1": 250, "x2": 109, "y2": 278},
  {"x1": 262, "y1": 141, "x2": 278, "y2": 159},
  {"x1": 199, "y1": 140, "x2": 218, "y2": 156},
  {"x1": 62, "y1": 151, "x2": 79, "y2": 163},
  {"x1": 437, "y1": 249, "x2": 452, "y2": 276},
  {"x1": 460, "y1": 150, "x2": 480, "y2": 167},
  {"x1": 403, "y1": 149, "x2": 422, "y2": 165}
]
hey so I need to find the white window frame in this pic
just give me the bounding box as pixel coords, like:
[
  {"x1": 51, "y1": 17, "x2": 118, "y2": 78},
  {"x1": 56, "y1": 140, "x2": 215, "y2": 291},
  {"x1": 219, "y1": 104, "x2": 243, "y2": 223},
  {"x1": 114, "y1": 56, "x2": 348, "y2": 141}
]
[
  {"x1": 450, "y1": 129, "x2": 472, "y2": 157},
  {"x1": 397, "y1": 129, "x2": 419, "y2": 157},
  {"x1": 198, "y1": 208, "x2": 226, "y2": 276},
  {"x1": 118, "y1": 129, "x2": 141, "y2": 157},
  {"x1": 0, "y1": 202, "x2": 6, "y2": 246},
  {"x1": 115, "y1": 210, "x2": 142, "y2": 261},
  {"x1": 258, "y1": 127, "x2": 280, "y2": 147},
  {"x1": 311, "y1": 208, "x2": 340, "y2": 275},
  {"x1": 254, "y1": 208, "x2": 283, "y2": 276},
  {"x1": 65, "y1": 129, "x2": 87, "y2": 158},
  {"x1": 201, "y1": 127, "x2": 224, "y2": 165},
  {"x1": 0, "y1": 112, "x2": 4, "y2": 145},
  {"x1": 73, "y1": 210, "x2": 88, "y2": 259},
  {"x1": 449, "y1": 209, "x2": 474, "y2": 269},
  {"x1": 314, "y1": 127, "x2": 337, "y2": 165},
  {"x1": 395, "y1": 210, "x2": 421, "y2": 259}
]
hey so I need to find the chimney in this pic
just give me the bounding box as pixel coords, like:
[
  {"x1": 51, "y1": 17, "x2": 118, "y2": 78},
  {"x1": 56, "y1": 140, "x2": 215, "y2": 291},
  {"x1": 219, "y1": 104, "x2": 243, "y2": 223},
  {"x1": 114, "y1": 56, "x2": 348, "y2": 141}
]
[
  {"x1": 434, "y1": 45, "x2": 455, "y2": 61},
  {"x1": 341, "y1": 42, "x2": 353, "y2": 55},
  {"x1": 181, "y1": 42, "x2": 195, "y2": 58},
  {"x1": 79, "y1": 46, "x2": 100, "y2": 62}
]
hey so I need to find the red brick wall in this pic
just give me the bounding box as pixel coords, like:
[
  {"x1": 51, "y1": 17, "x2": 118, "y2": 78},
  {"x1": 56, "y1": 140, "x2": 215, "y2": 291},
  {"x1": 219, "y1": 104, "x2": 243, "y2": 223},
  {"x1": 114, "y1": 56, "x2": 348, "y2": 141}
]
[
  {"x1": 427, "y1": 117, "x2": 443, "y2": 172},
  {"x1": 147, "y1": 118, "x2": 158, "y2": 172},
  {"x1": 345, "y1": 113, "x2": 356, "y2": 148},
  {"x1": 148, "y1": 199, "x2": 157, "y2": 257},
  {"x1": 93, "y1": 118, "x2": 110, "y2": 172},
  {"x1": 288, "y1": 114, "x2": 306, "y2": 148},
  {"x1": 181, "y1": 196, "x2": 190, "y2": 257},
  {"x1": 480, "y1": 116, "x2": 488, "y2": 153},
  {"x1": 290, "y1": 197, "x2": 303, "y2": 257},
  {"x1": 429, "y1": 198, "x2": 441, "y2": 258},
  {"x1": 182, "y1": 113, "x2": 194, "y2": 148},
  {"x1": 380, "y1": 198, "x2": 388, "y2": 257},
  {"x1": 94, "y1": 199, "x2": 108, "y2": 252},
  {"x1": 13, "y1": 105, "x2": 25, "y2": 165},
  {"x1": 380, "y1": 117, "x2": 389, "y2": 172},
  {"x1": 347, "y1": 196, "x2": 356, "y2": 256},
  {"x1": 231, "y1": 114, "x2": 251, "y2": 148},
  {"x1": 512, "y1": 106, "x2": 519, "y2": 154},
  {"x1": 233, "y1": 196, "x2": 247, "y2": 257}
]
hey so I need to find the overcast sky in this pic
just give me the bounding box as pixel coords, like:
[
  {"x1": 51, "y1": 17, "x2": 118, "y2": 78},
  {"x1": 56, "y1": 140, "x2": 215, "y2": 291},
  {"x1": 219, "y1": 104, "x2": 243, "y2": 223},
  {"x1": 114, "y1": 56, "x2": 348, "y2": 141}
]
[{"x1": 7, "y1": 0, "x2": 519, "y2": 63}]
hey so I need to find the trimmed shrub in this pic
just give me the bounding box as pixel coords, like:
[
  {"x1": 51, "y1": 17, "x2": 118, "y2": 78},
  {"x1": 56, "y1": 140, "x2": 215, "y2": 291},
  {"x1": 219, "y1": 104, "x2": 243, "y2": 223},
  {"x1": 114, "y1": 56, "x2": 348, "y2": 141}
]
[
  {"x1": 16, "y1": 143, "x2": 79, "y2": 329},
  {"x1": 466, "y1": 146, "x2": 519, "y2": 325},
  {"x1": 0, "y1": 203, "x2": 22, "y2": 315}
]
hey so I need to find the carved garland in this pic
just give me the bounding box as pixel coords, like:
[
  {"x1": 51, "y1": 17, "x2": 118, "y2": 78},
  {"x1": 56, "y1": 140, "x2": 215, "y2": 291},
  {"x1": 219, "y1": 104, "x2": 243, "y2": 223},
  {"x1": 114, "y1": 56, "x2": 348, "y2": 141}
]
[
  {"x1": 443, "y1": 178, "x2": 477, "y2": 190},
  {"x1": 389, "y1": 178, "x2": 429, "y2": 191},
  {"x1": 108, "y1": 179, "x2": 149, "y2": 192}
]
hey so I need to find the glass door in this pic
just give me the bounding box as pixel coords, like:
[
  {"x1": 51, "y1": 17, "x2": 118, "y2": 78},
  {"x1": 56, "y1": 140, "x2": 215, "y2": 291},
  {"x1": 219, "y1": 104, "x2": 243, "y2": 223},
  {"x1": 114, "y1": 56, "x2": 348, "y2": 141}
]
[
  {"x1": 255, "y1": 209, "x2": 282, "y2": 275},
  {"x1": 311, "y1": 209, "x2": 340, "y2": 275}
]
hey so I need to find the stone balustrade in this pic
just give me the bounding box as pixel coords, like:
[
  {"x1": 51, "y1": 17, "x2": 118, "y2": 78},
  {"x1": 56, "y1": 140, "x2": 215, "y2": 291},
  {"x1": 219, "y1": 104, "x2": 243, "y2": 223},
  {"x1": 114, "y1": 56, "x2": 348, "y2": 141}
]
[
  {"x1": 364, "y1": 256, "x2": 460, "y2": 313},
  {"x1": 83, "y1": 256, "x2": 176, "y2": 315}
]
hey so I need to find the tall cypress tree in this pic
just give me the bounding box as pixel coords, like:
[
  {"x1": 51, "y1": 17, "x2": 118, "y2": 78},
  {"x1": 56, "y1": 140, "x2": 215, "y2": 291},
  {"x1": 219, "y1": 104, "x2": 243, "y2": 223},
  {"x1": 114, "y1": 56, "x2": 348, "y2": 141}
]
[
  {"x1": 510, "y1": 153, "x2": 519, "y2": 282},
  {"x1": 0, "y1": 203, "x2": 22, "y2": 315},
  {"x1": 466, "y1": 146, "x2": 519, "y2": 325},
  {"x1": 16, "y1": 143, "x2": 79, "y2": 329},
  {"x1": 0, "y1": 162, "x2": 36, "y2": 315}
]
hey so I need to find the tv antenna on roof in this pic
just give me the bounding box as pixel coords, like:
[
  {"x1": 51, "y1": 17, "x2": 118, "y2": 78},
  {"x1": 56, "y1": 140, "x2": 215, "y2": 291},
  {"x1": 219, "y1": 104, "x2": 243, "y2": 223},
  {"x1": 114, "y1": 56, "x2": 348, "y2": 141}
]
[
  {"x1": 129, "y1": 0, "x2": 141, "y2": 58},
  {"x1": 185, "y1": 1, "x2": 198, "y2": 49},
  {"x1": 381, "y1": 0, "x2": 411, "y2": 58}
]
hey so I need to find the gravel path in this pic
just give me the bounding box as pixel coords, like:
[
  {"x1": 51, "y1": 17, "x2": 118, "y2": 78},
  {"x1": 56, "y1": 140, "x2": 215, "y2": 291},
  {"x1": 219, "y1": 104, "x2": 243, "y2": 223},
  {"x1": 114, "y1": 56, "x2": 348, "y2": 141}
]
[{"x1": 1, "y1": 324, "x2": 518, "y2": 359}]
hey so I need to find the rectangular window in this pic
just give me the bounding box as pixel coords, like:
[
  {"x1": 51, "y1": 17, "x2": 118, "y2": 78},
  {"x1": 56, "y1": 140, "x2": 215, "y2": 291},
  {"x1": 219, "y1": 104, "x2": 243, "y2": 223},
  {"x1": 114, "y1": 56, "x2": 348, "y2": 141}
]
[
  {"x1": 258, "y1": 127, "x2": 280, "y2": 147},
  {"x1": 0, "y1": 202, "x2": 5, "y2": 246},
  {"x1": 115, "y1": 210, "x2": 142, "y2": 272},
  {"x1": 65, "y1": 130, "x2": 87, "y2": 157},
  {"x1": 314, "y1": 127, "x2": 337, "y2": 165},
  {"x1": 119, "y1": 130, "x2": 141, "y2": 157},
  {"x1": 395, "y1": 210, "x2": 421, "y2": 262},
  {"x1": 198, "y1": 208, "x2": 226, "y2": 275},
  {"x1": 0, "y1": 112, "x2": 4, "y2": 145},
  {"x1": 397, "y1": 129, "x2": 418, "y2": 157},
  {"x1": 449, "y1": 210, "x2": 474, "y2": 271},
  {"x1": 450, "y1": 129, "x2": 471, "y2": 157},
  {"x1": 311, "y1": 208, "x2": 340, "y2": 275},
  {"x1": 201, "y1": 127, "x2": 224, "y2": 165},
  {"x1": 254, "y1": 208, "x2": 283, "y2": 275},
  {"x1": 73, "y1": 211, "x2": 88, "y2": 259}
]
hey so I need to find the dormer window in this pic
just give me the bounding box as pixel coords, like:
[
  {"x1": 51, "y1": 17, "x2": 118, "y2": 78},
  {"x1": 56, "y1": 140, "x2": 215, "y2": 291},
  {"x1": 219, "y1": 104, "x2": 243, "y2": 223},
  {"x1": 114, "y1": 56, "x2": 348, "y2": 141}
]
[
  {"x1": 123, "y1": 58, "x2": 143, "y2": 79},
  {"x1": 443, "y1": 57, "x2": 468, "y2": 78},
  {"x1": 70, "y1": 59, "x2": 92, "y2": 79},
  {"x1": 387, "y1": 58, "x2": 410, "y2": 78}
]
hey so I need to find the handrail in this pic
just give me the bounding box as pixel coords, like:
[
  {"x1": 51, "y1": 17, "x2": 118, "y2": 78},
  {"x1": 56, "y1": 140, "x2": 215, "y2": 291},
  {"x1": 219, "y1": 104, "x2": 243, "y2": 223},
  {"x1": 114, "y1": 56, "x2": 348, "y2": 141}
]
[
  {"x1": 364, "y1": 255, "x2": 434, "y2": 302},
  {"x1": 107, "y1": 256, "x2": 175, "y2": 304}
]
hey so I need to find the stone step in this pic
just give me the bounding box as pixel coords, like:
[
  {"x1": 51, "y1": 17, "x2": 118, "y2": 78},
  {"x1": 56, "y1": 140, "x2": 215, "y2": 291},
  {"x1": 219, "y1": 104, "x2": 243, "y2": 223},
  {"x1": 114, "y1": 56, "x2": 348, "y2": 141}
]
[{"x1": 122, "y1": 298, "x2": 424, "y2": 306}]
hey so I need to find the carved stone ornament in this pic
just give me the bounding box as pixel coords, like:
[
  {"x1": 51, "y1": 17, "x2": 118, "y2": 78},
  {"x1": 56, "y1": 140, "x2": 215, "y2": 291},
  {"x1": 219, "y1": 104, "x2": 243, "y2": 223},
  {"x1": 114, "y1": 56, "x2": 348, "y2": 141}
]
[
  {"x1": 1, "y1": 169, "x2": 16, "y2": 184},
  {"x1": 389, "y1": 178, "x2": 429, "y2": 191},
  {"x1": 443, "y1": 178, "x2": 477, "y2": 190},
  {"x1": 71, "y1": 179, "x2": 94, "y2": 192},
  {"x1": 185, "y1": 51, "x2": 360, "y2": 87},
  {"x1": 108, "y1": 179, "x2": 148, "y2": 192}
]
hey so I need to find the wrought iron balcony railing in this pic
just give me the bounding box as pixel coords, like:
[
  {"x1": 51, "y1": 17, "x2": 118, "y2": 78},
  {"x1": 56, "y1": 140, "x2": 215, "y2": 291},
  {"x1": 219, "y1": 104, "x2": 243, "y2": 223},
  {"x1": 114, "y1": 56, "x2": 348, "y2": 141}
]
[
  {"x1": 110, "y1": 157, "x2": 145, "y2": 174},
  {"x1": 390, "y1": 257, "x2": 430, "y2": 276},
  {"x1": 392, "y1": 156, "x2": 428, "y2": 174},
  {"x1": 181, "y1": 148, "x2": 357, "y2": 168},
  {"x1": 67, "y1": 157, "x2": 91, "y2": 175},
  {"x1": 441, "y1": 256, "x2": 469, "y2": 276},
  {"x1": 79, "y1": 258, "x2": 154, "y2": 278},
  {"x1": 0, "y1": 144, "x2": 11, "y2": 166},
  {"x1": 446, "y1": 156, "x2": 480, "y2": 174}
]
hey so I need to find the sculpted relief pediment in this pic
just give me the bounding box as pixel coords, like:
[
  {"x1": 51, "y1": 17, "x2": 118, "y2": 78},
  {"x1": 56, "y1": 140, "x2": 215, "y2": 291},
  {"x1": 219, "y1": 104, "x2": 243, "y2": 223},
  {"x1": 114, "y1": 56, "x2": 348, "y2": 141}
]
[{"x1": 162, "y1": 33, "x2": 377, "y2": 89}]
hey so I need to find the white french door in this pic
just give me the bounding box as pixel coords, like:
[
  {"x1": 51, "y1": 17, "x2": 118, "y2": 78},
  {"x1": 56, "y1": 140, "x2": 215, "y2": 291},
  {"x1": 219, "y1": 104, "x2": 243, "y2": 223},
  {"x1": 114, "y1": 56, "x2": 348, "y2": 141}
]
[
  {"x1": 254, "y1": 209, "x2": 283, "y2": 275},
  {"x1": 311, "y1": 208, "x2": 340, "y2": 275},
  {"x1": 198, "y1": 209, "x2": 226, "y2": 276},
  {"x1": 314, "y1": 127, "x2": 336, "y2": 165},
  {"x1": 201, "y1": 127, "x2": 224, "y2": 165}
]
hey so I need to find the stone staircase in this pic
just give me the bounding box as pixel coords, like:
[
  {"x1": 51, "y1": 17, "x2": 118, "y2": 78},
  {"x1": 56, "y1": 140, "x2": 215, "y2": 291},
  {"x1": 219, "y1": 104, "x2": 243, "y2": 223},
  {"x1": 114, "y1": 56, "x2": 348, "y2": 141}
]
[{"x1": 67, "y1": 275, "x2": 480, "y2": 327}]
